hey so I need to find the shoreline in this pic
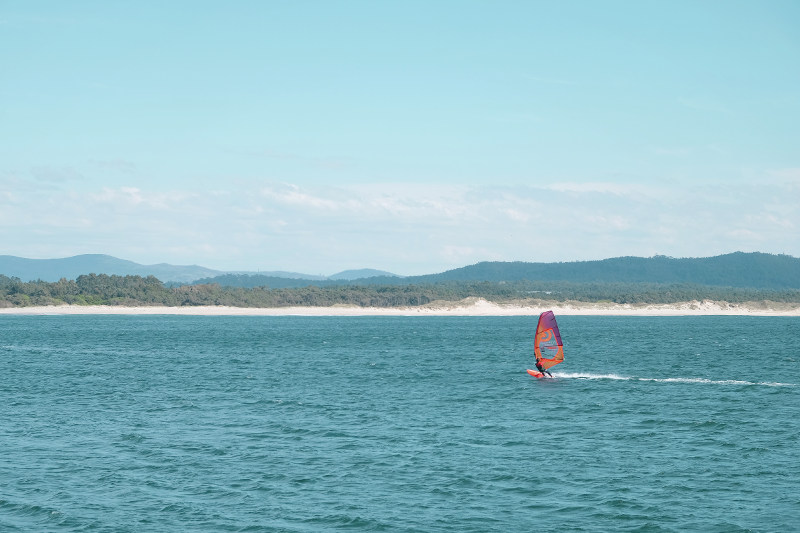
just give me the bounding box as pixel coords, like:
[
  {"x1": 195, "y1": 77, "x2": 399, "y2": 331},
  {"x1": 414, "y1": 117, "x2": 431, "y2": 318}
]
[{"x1": 1, "y1": 299, "x2": 799, "y2": 316}]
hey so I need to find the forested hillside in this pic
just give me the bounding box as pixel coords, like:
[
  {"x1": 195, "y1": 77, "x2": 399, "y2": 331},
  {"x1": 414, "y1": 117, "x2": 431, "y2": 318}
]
[
  {"x1": 194, "y1": 252, "x2": 800, "y2": 290},
  {"x1": 409, "y1": 252, "x2": 800, "y2": 289}
]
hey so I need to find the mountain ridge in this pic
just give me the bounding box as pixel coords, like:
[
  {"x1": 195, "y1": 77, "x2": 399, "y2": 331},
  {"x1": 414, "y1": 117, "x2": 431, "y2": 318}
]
[
  {"x1": 407, "y1": 252, "x2": 800, "y2": 289},
  {"x1": 1, "y1": 252, "x2": 798, "y2": 289},
  {"x1": 0, "y1": 254, "x2": 397, "y2": 283},
  {"x1": 0, "y1": 254, "x2": 224, "y2": 284}
]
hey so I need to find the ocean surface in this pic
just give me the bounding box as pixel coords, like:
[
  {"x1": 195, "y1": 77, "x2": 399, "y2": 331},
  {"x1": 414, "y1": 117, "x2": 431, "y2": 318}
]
[{"x1": 1, "y1": 315, "x2": 798, "y2": 532}]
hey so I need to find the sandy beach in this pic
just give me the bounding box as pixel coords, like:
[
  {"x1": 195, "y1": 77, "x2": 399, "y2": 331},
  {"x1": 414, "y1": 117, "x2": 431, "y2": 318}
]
[{"x1": 1, "y1": 298, "x2": 798, "y2": 316}]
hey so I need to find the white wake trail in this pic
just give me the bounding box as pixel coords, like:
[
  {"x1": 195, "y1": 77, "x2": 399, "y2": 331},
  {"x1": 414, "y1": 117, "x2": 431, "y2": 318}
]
[{"x1": 550, "y1": 372, "x2": 795, "y2": 387}]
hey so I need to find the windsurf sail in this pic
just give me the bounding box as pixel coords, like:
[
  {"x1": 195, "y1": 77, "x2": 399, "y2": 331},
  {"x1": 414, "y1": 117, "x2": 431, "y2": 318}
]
[{"x1": 534, "y1": 310, "x2": 564, "y2": 371}]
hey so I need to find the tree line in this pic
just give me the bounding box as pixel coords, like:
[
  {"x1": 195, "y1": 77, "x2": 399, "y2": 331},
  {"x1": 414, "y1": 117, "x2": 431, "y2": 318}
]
[{"x1": 2, "y1": 273, "x2": 800, "y2": 308}]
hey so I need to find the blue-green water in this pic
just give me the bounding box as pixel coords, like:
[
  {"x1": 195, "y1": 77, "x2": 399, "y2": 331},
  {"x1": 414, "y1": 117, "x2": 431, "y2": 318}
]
[{"x1": 1, "y1": 315, "x2": 798, "y2": 532}]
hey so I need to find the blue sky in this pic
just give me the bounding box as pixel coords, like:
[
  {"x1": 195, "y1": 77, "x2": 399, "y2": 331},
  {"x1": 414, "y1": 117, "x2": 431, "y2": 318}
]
[{"x1": 2, "y1": 1, "x2": 798, "y2": 275}]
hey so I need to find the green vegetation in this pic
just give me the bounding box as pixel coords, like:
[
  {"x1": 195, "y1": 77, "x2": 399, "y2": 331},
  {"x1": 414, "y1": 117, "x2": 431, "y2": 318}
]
[{"x1": 2, "y1": 273, "x2": 799, "y2": 308}]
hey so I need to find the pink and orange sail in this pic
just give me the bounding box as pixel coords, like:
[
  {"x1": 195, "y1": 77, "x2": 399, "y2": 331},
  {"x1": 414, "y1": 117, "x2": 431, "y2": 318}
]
[{"x1": 533, "y1": 310, "x2": 564, "y2": 371}]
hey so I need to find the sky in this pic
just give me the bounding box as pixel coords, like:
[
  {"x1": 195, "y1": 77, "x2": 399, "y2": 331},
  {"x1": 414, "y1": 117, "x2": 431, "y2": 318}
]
[{"x1": 1, "y1": 1, "x2": 798, "y2": 276}]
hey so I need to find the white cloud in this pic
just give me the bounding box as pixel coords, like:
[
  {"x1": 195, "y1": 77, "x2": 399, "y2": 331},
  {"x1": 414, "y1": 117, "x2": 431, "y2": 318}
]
[
  {"x1": 769, "y1": 168, "x2": 800, "y2": 187},
  {"x1": 546, "y1": 181, "x2": 663, "y2": 199},
  {"x1": 91, "y1": 187, "x2": 144, "y2": 206},
  {"x1": 1, "y1": 175, "x2": 798, "y2": 274},
  {"x1": 261, "y1": 184, "x2": 361, "y2": 211}
]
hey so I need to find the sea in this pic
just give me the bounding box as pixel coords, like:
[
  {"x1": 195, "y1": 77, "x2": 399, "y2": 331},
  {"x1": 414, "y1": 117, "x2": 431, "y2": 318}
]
[{"x1": 1, "y1": 315, "x2": 798, "y2": 532}]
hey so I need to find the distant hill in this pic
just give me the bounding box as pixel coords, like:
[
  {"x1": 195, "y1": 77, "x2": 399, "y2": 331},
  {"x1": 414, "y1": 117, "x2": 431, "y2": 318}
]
[
  {"x1": 405, "y1": 252, "x2": 800, "y2": 290},
  {"x1": 0, "y1": 254, "x2": 224, "y2": 283},
  {"x1": 190, "y1": 252, "x2": 799, "y2": 290},
  {"x1": 190, "y1": 271, "x2": 401, "y2": 289},
  {"x1": 329, "y1": 269, "x2": 401, "y2": 280},
  {"x1": 0, "y1": 254, "x2": 390, "y2": 285},
  {"x1": 189, "y1": 273, "x2": 333, "y2": 289},
  {"x1": 2, "y1": 252, "x2": 797, "y2": 289},
  {"x1": 246, "y1": 271, "x2": 328, "y2": 280}
]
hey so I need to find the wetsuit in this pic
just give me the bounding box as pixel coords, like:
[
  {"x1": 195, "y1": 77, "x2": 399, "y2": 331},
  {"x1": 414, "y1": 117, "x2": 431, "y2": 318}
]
[{"x1": 535, "y1": 361, "x2": 552, "y2": 377}]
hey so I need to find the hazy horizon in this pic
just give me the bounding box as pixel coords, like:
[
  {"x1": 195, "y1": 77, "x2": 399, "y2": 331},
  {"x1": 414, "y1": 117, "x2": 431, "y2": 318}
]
[{"x1": 2, "y1": 2, "x2": 798, "y2": 276}]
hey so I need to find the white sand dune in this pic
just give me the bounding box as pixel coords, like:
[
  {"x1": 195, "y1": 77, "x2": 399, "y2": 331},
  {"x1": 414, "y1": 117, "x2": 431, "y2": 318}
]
[{"x1": 1, "y1": 298, "x2": 798, "y2": 316}]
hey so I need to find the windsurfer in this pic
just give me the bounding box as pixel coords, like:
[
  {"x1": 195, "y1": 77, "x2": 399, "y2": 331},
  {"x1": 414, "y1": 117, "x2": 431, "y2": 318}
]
[
  {"x1": 529, "y1": 311, "x2": 563, "y2": 379},
  {"x1": 535, "y1": 360, "x2": 552, "y2": 378}
]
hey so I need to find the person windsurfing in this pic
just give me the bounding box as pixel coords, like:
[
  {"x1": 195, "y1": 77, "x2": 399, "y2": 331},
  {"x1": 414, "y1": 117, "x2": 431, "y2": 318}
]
[
  {"x1": 527, "y1": 310, "x2": 563, "y2": 379},
  {"x1": 535, "y1": 359, "x2": 552, "y2": 378}
]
